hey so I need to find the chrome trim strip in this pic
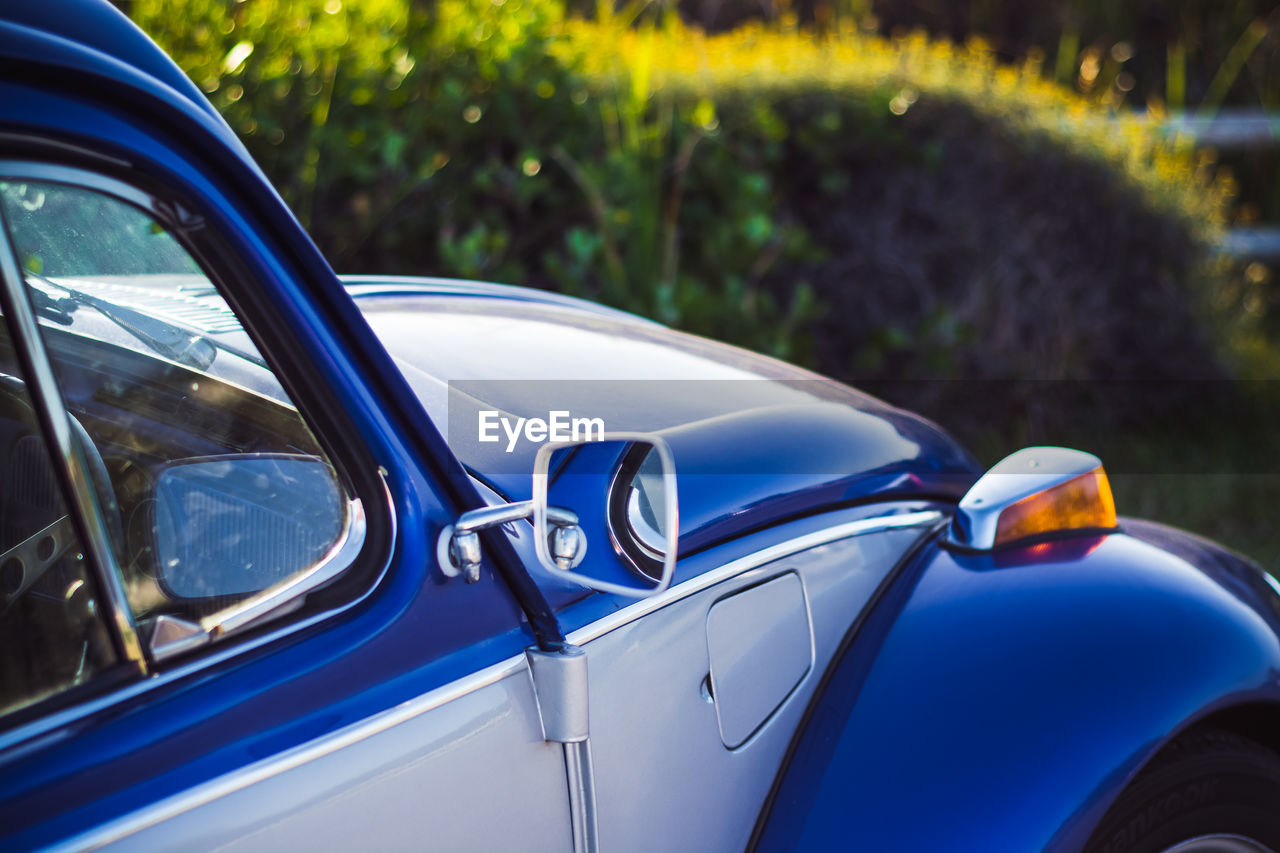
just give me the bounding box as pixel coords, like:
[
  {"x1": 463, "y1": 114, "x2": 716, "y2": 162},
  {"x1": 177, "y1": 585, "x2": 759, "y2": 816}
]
[
  {"x1": 567, "y1": 510, "x2": 945, "y2": 646},
  {"x1": 0, "y1": 473, "x2": 396, "y2": 762},
  {"x1": 147, "y1": 615, "x2": 210, "y2": 662},
  {"x1": 42, "y1": 510, "x2": 941, "y2": 850},
  {"x1": 564, "y1": 740, "x2": 600, "y2": 853},
  {"x1": 0, "y1": 191, "x2": 145, "y2": 668},
  {"x1": 0, "y1": 162, "x2": 175, "y2": 235},
  {"x1": 50, "y1": 651, "x2": 528, "y2": 853}
]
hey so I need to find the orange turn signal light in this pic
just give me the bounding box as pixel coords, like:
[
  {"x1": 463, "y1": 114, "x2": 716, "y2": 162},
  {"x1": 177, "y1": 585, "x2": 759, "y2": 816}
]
[
  {"x1": 992, "y1": 467, "x2": 1116, "y2": 548},
  {"x1": 951, "y1": 447, "x2": 1119, "y2": 551}
]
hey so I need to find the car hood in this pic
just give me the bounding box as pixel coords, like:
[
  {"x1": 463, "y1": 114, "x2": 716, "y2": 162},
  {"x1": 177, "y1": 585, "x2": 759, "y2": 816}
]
[{"x1": 347, "y1": 277, "x2": 980, "y2": 552}]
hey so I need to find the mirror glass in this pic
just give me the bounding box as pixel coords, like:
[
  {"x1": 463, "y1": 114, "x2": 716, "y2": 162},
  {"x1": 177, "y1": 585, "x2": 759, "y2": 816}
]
[
  {"x1": 626, "y1": 447, "x2": 669, "y2": 558},
  {"x1": 154, "y1": 454, "x2": 345, "y2": 599}
]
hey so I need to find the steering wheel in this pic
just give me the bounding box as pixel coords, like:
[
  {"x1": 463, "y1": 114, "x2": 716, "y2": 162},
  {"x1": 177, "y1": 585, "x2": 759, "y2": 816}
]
[{"x1": 0, "y1": 378, "x2": 122, "y2": 612}]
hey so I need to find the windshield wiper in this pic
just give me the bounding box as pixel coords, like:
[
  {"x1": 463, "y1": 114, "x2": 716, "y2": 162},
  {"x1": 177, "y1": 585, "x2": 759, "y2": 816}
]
[
  {"x1": 28, "y1": 286, "x2": 76, "y2": 326},
  {"x1": 26, "y1": 273, "x2": 220, "y2": 370}
]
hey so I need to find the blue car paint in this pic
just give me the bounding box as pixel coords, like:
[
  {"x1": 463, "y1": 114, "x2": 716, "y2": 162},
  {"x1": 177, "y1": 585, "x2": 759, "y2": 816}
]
[
  {"x1": 517, "y1": 409, "x2": 974, "y2": 598},
  {"x1": 0, "y1": 0, "x2": 222, "y2": 126},
  {"x1": 4, "y1": 501, "x2": 912, "y2": 847},
  {"x1": 755, "y1": 526, "x2": 1280, "y2": 851},
  {"x1": 0, "y1": 94, "x2": 534, "y2": 848},
  {"x1": 355, "y1": 290, "x2": 981, "y2": 547}
]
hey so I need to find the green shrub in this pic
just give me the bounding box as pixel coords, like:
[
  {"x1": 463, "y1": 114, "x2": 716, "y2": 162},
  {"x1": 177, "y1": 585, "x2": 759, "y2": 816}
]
[
  {"x1": 127, "y1": 0, "x2": 816, "y2": 358},
  {"x1": 124, "y1": 1, "x2": 1240, "y2": 397}
]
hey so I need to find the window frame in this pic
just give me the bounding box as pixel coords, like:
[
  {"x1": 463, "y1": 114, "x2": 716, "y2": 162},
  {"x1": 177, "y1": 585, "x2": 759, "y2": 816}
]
[
  {"x1": 0, "y1": 153, "x2": 393, "y2": 737},
  {"x1": 0, "y1": 266, "x2": 144, "y2": 724}
]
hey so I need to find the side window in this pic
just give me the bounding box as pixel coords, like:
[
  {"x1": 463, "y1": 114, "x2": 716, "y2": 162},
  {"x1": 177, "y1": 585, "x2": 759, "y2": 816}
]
[
  {"x1": 0, "y1": 318, "x2": 119, "y2": 716},
  {"x1": 0, "y1": 169, "x2": 358, "y2": 666}
]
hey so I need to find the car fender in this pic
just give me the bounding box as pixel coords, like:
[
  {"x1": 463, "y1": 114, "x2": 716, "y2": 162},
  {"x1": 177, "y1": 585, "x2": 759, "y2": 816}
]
[{"x1": 753, "y1": 522, "x2": 1280, "y2": 851}]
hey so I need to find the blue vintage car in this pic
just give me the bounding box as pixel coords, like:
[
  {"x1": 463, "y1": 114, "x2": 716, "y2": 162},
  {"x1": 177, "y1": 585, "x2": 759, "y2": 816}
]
[{"x1": 1, "y1": 2, "x2": 1279, "y2": 851}]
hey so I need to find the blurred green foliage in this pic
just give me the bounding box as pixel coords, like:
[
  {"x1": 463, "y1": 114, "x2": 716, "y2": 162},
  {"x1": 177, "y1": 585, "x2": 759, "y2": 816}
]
[
  {"x1": 560, "y1": 18, "x2": 1249, "y2": 389},
  {"x1": 128, "y1": 0, "x2": 815, "y2": 357},
  {"x1": 126, "y1": 0, "x2": 1241, "y2": 382},
  {"x1": 677, "y1": 0, "x2": 1280, "y2": 234},
  {"x1": 121, "y1": 0, "x2": 1280, "y2": 568},
  {"x1": 681, "y1": 0, "x2": 1280, "y2": 114}
]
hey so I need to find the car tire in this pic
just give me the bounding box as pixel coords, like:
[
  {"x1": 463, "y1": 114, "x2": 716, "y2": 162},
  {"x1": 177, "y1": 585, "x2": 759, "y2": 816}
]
[{"x1": 1084, "y1": 727, "x2": 1280, "y2": 853}]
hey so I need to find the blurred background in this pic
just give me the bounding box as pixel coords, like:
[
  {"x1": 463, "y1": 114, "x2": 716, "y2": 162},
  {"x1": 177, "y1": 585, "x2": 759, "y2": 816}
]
[{"x1": 115, "y1": 0, "x2": 1280, "y2": 571}]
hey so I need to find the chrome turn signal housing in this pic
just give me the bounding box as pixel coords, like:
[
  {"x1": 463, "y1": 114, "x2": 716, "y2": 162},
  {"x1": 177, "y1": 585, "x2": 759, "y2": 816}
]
[{"x1": 949, "y1": 447, "x2": 1117, "y2": 550}]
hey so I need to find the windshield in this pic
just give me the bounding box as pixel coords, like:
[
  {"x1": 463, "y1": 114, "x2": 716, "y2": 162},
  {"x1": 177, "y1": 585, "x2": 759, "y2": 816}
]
[{"x1": 0, "y1": 180, "x2": 283, "y2": 400}]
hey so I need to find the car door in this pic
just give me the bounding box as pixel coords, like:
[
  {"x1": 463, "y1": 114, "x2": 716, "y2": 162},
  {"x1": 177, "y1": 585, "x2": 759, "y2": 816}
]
[
  {"x1": 557, "y1": 496, "x2": 944, "y2": 852},
  {"x1": 470, "y1": 433, "x2": 949, "y2": 852},
  {"x1": 0, "y1": 102, "x2": 574, "y2": 851}
]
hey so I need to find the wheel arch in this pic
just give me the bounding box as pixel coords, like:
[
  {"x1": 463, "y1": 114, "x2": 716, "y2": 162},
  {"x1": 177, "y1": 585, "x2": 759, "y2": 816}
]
[
  {"x1": 1175, "y1": 701, "x2": 1280, "y2": 763},
  {"x1": 752, "y1": 526, "x2": 1280, "y2": 852}
]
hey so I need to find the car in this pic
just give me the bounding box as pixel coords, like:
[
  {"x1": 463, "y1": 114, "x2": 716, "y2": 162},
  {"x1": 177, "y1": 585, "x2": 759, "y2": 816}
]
[{"x1": 2, "y1": 2, "x2": 1280, "y2": 851}]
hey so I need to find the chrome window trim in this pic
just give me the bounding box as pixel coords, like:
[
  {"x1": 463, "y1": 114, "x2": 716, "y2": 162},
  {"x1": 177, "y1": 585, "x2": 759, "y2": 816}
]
[
  {"x1": 46, "y1": 508, "x2": 944, "y2": 851},
  {"x1": 1160, "y1": 836, "x2": 1276, "y2": 853},
  {"x1": 0, "y1": 161, "x2": 175, "y2": 230},
  {"x1": 146, "y1": 494, "x2": 370, "y2": 661},
  {"x1": 0, "y1": 134, "x2": 132, "y2": 170},
  {"x1": 0, "y1": 469, "x2": 396, "y2": 763}
]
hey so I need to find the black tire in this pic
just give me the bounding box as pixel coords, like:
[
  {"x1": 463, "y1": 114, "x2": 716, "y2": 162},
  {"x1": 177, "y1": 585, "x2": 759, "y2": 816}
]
[{"x1": 1085, "y1": 728, "x2": 1280, "y2": 853}]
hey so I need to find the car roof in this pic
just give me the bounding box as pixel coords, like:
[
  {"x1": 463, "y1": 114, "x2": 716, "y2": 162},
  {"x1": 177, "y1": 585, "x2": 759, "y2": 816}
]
[{"x1": 0, "y1": 0, "x2": 219, "y2": 121}]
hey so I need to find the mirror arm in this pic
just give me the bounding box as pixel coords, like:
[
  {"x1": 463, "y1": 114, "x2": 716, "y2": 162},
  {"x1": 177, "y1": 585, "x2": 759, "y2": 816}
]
[{"x1": 438, "y1": 500, "x2": 583, "y2": 584}]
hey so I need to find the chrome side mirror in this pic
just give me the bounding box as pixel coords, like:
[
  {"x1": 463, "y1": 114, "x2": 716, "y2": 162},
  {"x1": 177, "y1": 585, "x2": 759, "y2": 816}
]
[
  {"x1": 437, "y1": 433, "x2": 678, "y2": 598},
  {"x1": 531, "y1": 433, "x2": 678, "y2": 598}
]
